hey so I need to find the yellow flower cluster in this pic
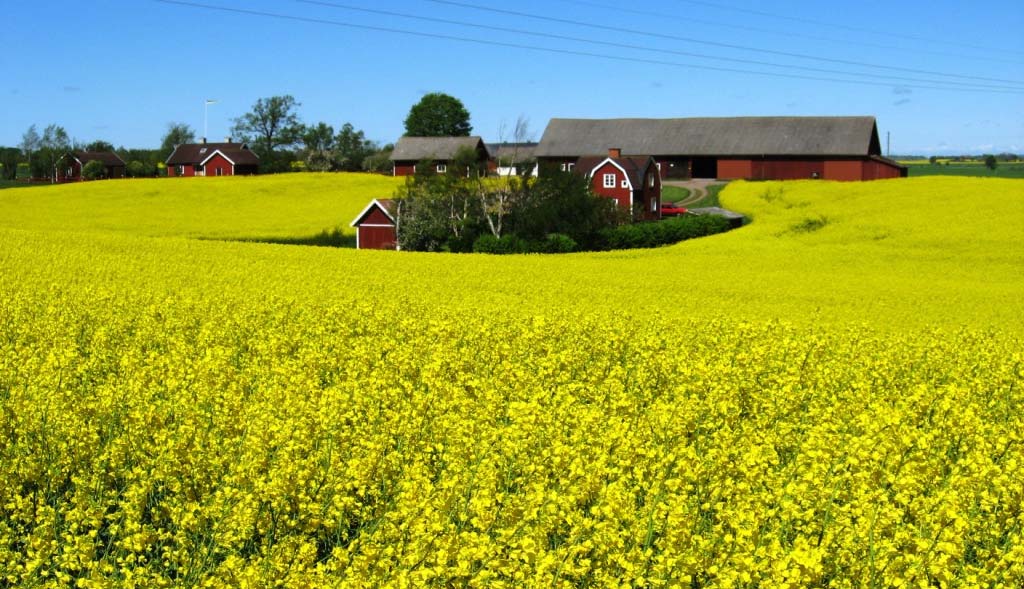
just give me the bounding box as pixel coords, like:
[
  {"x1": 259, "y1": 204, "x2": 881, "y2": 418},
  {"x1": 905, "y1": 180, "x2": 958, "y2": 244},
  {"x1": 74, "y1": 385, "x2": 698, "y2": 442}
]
[{"x1": 0, "y1": 175, "x2": 1022, "y2": 587}]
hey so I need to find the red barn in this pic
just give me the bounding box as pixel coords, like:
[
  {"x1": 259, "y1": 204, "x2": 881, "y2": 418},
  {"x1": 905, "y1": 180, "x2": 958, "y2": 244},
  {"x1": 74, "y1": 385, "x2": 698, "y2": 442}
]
[
  {"x1": 577, "y1": 149, "x2": 661, "y2": 220},
  {"x1": 350, "y1": 199, "x2": 398, "y2": 250},
  {"x1": 390, "y1": 136, "x2": 490, "y2": 177},
  {"x1": 536, "y1": 116, "x2": 907, "y2": 181},
  {"x1": 166, "y1": 139, "x2": 259, "y2": 177},
  {"x1": 58, "y1": 151, "x2": 126, "y2": 181}
]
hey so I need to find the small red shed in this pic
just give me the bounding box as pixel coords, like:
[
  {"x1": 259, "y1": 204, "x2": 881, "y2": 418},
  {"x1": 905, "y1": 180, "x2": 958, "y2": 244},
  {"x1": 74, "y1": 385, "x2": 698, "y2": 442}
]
[
  {"x1": 351, "y1": 199, "x2": 398, "y2": 250},
  {"x1": 577, "y1": 150, "x2": 661, "y2": 220}
]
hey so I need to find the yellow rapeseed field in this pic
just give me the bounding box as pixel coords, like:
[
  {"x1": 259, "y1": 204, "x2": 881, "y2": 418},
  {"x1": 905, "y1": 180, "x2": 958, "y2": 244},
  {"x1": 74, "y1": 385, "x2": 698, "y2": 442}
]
[{"x1": 0, "y1": 175, "x2": 1022, "y2": 588}]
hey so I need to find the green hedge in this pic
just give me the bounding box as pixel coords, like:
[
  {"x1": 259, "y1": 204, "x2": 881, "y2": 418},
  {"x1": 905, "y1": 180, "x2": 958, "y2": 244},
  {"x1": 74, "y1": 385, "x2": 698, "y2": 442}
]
[
  {"x1": 595, "y1": 214, "x2": 731, "y2": 250},
  {"x1": 473, "y1": 233, "x2": 578, "y2": 254}
]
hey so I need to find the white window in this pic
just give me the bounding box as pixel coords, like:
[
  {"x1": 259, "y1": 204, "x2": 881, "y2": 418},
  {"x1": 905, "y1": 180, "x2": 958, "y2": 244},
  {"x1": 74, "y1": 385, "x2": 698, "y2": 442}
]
[
  {"x1": 649, "y1": 174, "x2": 655, "y2": 188},
  {"x1": 621, "y1": 179, "x2": 628, "y2": 188},
  {"x1": 562, "y1": 162, "x2": 575, "y2": 172},
  {"x1": 603, "y1": 173, "x2": 616, "y2": 188},
  {"x1": 437, "y1": 164, "x2": 447, "y2": 173},
  {"x1": 176, "y1": 165, "x2": 184, "y2": 176},
  {"x1": 651, "y1": 198, "x2": 658, "y2": 212}
]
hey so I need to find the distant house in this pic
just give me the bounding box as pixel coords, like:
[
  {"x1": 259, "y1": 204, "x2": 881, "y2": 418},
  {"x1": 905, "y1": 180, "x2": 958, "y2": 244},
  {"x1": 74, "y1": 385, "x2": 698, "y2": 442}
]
[
  {"x1": 576, "y1": 149, "x2": 661, "y2": 220},
  {"x1": 535, "y1": 116, "x2": 907, "y2": 181},
  {"x1": 350, "y1": 199, "x2": 398, "y2": 250},
  {"x1": 59, "y1": 151, "x2": 126, "y2": 181},
  {"x1": 166, "y1": 139, "x2": 259, "y2": 177},
  {"x1": 390, "y1": 136, "x2": 490, "y2": 176},
  {"x1": 489, "y1": 142, "x2": 538, "y2": 177}
]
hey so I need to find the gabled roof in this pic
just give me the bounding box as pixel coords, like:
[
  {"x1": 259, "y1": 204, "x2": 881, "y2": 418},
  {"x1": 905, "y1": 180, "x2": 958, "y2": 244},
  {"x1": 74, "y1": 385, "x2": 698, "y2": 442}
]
[
  {"x1": 535, "y1": 116, "x2": 883, "y2": 157},
  {"x1": 73, "y1": 151, "x2": 125, "y2": 166},
  {"x1": 390, "y1": 136, "x2": 489, "y2": 162},
  {"x1": 350, "y1": 199, "x2": 396, "y2": 227},
  {"x1": 577, "y1": 155, "x2": 656, "y2": 190},
  {"x1": 166, "y1": 142, "x2": 260, "y2": 166},
  {"x1": 488, "y1": 142, "x2": 538, "y2": 163}
]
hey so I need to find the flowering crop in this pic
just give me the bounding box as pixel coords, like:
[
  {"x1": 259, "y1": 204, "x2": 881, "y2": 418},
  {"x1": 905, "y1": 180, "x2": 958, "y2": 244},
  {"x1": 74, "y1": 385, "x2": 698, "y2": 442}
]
[{"x1": 0, "y1": 176, "x2": 1022, "y2": 587}]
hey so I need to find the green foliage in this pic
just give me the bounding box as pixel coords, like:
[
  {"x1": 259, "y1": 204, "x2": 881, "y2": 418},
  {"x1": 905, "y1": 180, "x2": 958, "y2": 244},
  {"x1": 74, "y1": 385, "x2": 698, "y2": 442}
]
[
  {"x1": 361, "y1": 147, "x2": 393, "y2": 174},
  {"x1": 403, "y1": 93, "x2": 472, "y2": 137},
  {"x1": 160, "y1": 122, "x2": 196, "y2": 158},
  {"x1": 510, "y1": 171, "x2": 623, "y2": 248},
  {"x1": 334, "y1": 123, "x2": 377, "y2": 172},
  {"x1": 126, "y1": 160, "x2": 157, "y2": 178},
  {"x1": 984, "y1": 154, "x2": 998, "y2": 170},
  {"x1": 84, "y1": 140, "x2": 115, "y2": 153},
  {"x1": 82, "y1": 160, "x2": 106, "y2": 181},
  {"x1": 232, "y1": 95, "x2": 303, "y2": 172},
  {"x1": 0, "y1": 147, "x2": 21, "y2": 180},
  {"x1": 597, "y1": 214, "x2": 731, "y2": 250}
]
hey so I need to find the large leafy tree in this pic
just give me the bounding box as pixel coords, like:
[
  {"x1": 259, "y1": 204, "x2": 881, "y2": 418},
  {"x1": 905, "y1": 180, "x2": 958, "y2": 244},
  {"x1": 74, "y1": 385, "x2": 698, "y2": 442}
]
[
  {"x1": 20, "y1": 125, "x2": 41, "y2": 177},
  {"x1": 232, "y1": 95, "x2": 303, "y2": 154},
  {"x1": 335, "y1": 123, "x2": 377, "y2": 172},
  {"x1": 39, "y1": 124, "x2": 70, "y2": 182},
  {"x1": 84, "y1": 140, "x2": 115, "y2": 152},
  {"x1": 301, "y1": 122, "x2": 335, "y2": 172},
  {"x1": 160, "y1": 122, "x2": 195, "y2": 158},
  {"x1": 403, "y1": 93, "x2": 472, "y2": 137}
]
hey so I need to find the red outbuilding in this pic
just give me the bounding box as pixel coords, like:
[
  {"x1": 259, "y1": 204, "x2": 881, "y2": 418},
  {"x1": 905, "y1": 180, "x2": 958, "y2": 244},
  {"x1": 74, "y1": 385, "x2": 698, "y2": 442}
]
[
  {"x1": 58, "y1": 151, "x2": 126, "y2": 181},
  {"x1": 166, "y1": 139, "x2": 259, "y2": 177},
  {"x1": 351, "y1": 199, "x2": 398, "y2": 250},
  {"x1": 577, "y1": 149, "x2": 661, "y2": 220}
]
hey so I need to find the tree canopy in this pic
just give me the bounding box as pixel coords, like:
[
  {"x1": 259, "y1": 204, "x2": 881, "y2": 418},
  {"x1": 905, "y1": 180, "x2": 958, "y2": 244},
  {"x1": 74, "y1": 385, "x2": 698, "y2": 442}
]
[
  {"x1": 403, "y1": 93, "x2": 472, "y2": 137},
  {"x1": 160, "y1": 123, "x2": 196, "y2": 157}
]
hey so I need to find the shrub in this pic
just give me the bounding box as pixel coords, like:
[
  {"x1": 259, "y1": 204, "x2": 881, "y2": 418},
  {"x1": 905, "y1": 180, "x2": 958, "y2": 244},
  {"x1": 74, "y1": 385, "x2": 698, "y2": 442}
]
[
  {"x1": 473, "y1": 234, "x2": 525, "y2": 254},
  {"x1": 597, "y1": 214, "x2": 731, "y2": 250},
  {"x1": 82, "y1": 160, "x2": 106, "y2": 180}
]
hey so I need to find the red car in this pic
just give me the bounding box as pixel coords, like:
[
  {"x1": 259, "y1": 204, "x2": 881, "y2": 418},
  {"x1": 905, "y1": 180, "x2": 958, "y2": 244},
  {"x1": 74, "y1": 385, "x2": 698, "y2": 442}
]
[{"x1": 661, "y1": 203, "x2": 688, "y2": 216}]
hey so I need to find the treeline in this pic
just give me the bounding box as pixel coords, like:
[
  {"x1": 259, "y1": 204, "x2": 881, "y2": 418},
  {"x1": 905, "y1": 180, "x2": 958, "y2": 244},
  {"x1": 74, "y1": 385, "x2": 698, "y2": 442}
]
[
  {"x1": 394, "y1": 152, "x2": 729, "y2": 254},
  {"x1": 0, "y1": 94, "x2": 393, "y2": 181}
]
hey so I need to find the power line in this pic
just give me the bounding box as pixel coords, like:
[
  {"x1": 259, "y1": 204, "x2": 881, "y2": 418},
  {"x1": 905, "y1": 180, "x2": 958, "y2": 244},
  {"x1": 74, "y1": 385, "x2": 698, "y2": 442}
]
[
  {"x1": 295, "y1": 0, "x2": 1022, "y2": 91},
  {"x1": 152, "y1": 0, "x2": 1024, "y2": 94},
  {"x1": 550, "y1": 0, "x2": 1024, "y2": 66},
  {"x1": 424, "y1": 0, "x2": 1024, "y2": 87},
  {"x1": 669, "y1": 0, "x2": 1024, "y2": 57}
]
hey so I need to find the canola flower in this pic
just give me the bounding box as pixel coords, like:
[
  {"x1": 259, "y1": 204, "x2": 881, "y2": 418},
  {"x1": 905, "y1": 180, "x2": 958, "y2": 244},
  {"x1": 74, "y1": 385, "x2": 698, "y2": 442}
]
[{"x1": 0, "y1": 176, "x2": 1022, "y2": 587}]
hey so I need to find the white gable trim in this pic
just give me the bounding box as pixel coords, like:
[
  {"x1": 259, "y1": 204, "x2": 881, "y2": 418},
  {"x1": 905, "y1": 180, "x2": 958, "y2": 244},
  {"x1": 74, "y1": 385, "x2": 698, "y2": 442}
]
[
  {"x1": 588, "y1": 157, "x2": 633, "y2": 191},
  {"x1": 350, "y1": 199, "x2": 396, "y2": 227},
  {"x1": 200, "y1": 149, "x2": 236, "y2": 166}
]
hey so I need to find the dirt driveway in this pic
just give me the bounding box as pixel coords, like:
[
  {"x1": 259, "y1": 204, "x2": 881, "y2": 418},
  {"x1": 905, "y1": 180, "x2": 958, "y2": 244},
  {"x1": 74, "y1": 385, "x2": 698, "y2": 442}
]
[{"x1": 663, "y1": 179, "x2": 726, "y2": 206}]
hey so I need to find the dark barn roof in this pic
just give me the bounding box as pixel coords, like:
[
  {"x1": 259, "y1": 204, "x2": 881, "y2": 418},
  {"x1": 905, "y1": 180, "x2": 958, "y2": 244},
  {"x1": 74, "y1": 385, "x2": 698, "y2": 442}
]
[
  {"x1": 390, "y1": 136, "x2": 489, "y2": 161},
  {"x1": 488, "y1": 142, "x2": 538, "y2": 162},
  {"x1": 74, "y1": 151, "x2": 125, "y2": 166},
  {"x1": 166, "y1": 142, "x2": 260, "y2": 166},
  {"x1": 535, "y1": 116, "x2": 883, "y2": 158},
  {"x1": 577, "y1": 155, "x2": 656, "y2": 188}
]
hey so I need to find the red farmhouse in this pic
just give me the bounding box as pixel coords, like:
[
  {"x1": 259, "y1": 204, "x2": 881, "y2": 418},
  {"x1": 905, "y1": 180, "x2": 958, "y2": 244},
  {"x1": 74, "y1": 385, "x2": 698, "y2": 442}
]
[
  {"x1": 577, "y1": 149, "x2": 662, "y2": 220},
  {"x1": 390, "y1": 136, "x2": 490, "y2": 177},
  {"x1": 59, "y1": 151, "x2": 126, "y2": 181},
  {"x1": 166, "y1": 139, "x2": 259, "y2": 177},
  {"x1": 350, "y1": 199, "x2": 398, "y2": 250},
  {"x1": 535, "y1": 116, "x2": 907, "y2": 181}
]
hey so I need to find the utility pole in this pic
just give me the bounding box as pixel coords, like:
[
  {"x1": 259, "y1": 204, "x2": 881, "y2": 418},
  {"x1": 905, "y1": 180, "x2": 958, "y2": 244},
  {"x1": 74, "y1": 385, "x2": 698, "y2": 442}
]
[{"x1": 204, "y1": 99, "x2": 218, "y2": 140}]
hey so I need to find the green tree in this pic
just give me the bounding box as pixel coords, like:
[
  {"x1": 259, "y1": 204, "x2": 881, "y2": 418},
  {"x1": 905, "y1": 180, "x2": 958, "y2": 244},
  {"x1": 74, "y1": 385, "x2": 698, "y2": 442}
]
[
  {"x1": 82, "y1": 160, "x2": 106, "y2": 180},
  {"x1": 362, "y1": 145, "x2": 393, "y2": 174},
  {"x1": 335, "y1": 123, "x2": 377, "y2": 172},
  {"x1": 161, "y1": 122, "x2": 196, "y2": 158},
  {"x1": 232, "y1": 95, "x2": 303, "y2": 172},
  {"x1": 85, "y1": 140, "x2": 115, "y2": 152},
  {"x1": 20, "y1": 125, "x2": 41, "y2": 178},
  {"x1": 301, "y1": 122, "x2": 336, "y2": 172},
  {"x1": 0, "y1": 147, "x2": 21, "y2": 180},
  {"x1": 403, "y1": 93, "x2": 472, "y2": 137},
  {"x1": 40, "y1": 124, "x2": 70, "y2": 182},
  {"x1": 984, "y1": 154, "x2": 997, "y2": 170}
]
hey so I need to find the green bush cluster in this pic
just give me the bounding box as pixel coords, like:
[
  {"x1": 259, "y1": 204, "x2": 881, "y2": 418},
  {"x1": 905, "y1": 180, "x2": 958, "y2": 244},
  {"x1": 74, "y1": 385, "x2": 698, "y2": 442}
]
[
  {"x1": 596, "y1": 214, "x2": 731, "y2": 250},
  {"x1": 473, "y1": 233, "x2": 578, "y2": 254}
]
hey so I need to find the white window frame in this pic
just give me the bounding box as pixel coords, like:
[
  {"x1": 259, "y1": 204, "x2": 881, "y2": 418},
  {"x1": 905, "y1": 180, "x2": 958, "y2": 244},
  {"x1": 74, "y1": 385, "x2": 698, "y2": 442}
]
[
  {"x1": 603, "y1": 173, "x2": 616, "y2": 188},
  {"x1": 216, "y1": 168, "x2": 224, "y2": 176},
  {"x1": 621, "y1": 179, "x2": 628, "y2": 188},
  {"x1": 649, "y1": 174, "x2": 655, "y2": 188},
  {"x1": 436, "y1": 163, "x2": 447, "y2": 173},
  {"x1": 651, "y1": 198, "x2": 658, "y2": 212}
]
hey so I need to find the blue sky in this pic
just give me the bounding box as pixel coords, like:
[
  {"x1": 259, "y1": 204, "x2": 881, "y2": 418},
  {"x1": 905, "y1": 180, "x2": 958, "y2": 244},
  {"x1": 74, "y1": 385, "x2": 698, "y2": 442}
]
[{"x1": 4, "y1": 0, "x2": 1022, "y2": 154}]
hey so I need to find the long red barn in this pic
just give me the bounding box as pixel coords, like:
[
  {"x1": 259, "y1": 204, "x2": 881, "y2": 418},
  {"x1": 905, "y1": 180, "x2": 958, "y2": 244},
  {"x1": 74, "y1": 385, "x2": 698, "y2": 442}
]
[
  {"x1": 166, "y1": 140, "x2": 260, "y2": 177},
  {"x1": 535, "y1": 116, "x2": 907, "y2": 181}
]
